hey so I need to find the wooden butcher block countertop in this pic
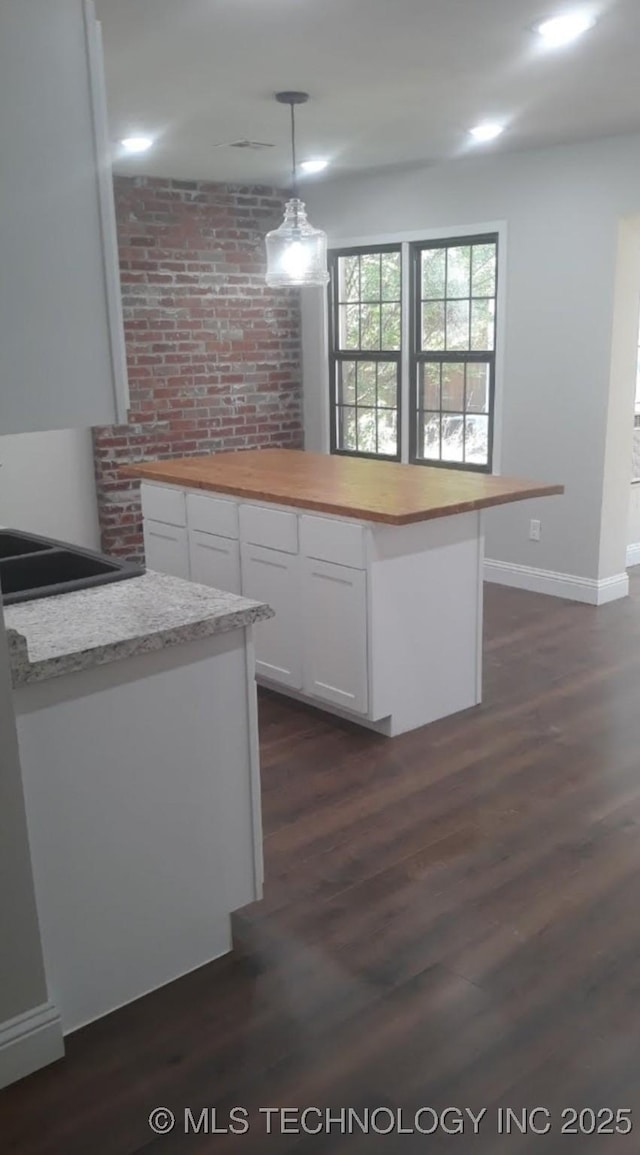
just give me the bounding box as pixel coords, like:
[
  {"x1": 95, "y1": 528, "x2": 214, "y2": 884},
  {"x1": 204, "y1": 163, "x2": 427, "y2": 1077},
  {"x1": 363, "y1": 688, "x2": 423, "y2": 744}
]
[{"x1": 126, "y1": 449, "x2": 564, "y2": 526}]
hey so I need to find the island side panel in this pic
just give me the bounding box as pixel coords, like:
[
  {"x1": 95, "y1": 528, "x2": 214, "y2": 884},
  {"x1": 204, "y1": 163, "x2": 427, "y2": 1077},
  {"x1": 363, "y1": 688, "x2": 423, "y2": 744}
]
[
  {"x1": 14, "y1": 629, "x2": 262, "y2": 1033},
  {"x1": 368, "y1": 512, "x2": 484, "y2": 736}
]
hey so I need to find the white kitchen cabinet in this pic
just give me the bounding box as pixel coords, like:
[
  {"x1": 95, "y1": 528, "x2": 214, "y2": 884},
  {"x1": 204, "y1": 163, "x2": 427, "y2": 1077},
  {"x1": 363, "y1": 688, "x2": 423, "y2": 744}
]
[
  {"x1": 301, "y1": 559, "x2": 368, "y2": 714},
  {"x1": 299, "y1": 514, "x2": 366, "y2": 569},
  {"x1": 143, "y1": 520, "x2": 190, "y2": 580},
  {"x1": 189, "y1": 530, "x2": 241, "y2": 595},
  {"x1": 140, "y1": 482, "x2": 242, "y2": 593},
  {"x1": 239, "y1": 504, "x2": 298, "y2": 554},
  {"x1": 241, "y1": 544, "x2": 302, "y2": 689},
  {"x1": 0, "y1": 0, "x2": 128, "y2": 433},
  {"x1": 141, "y1": 484, "x2": 186, "y2": 528},
  {"x1": 13, "y1": 620, "x2": 265, "y2": 1034},
  {"x1": 187, "y1": 493, "x2": 238, "y2": 539},
  {"x1": 138, "y1": 481, "x2": 485, "y2": 736}
]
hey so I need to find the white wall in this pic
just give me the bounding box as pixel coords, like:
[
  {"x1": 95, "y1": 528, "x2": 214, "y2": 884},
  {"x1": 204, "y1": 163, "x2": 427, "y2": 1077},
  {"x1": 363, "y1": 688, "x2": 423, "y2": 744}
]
[
  {"x1": 0, "y1": 429, "x2": 100, "y2": 549},
  {"x1": 628, "y1": 483, "x2": 640, "y2": 549},
  {"x1": 598, "y1": 217, "x2": 640, "y2": 578},
  {"x1": 0, "y1": 608, "x2": 55, "y2": 1086},
  {"x1": 629, "y1": 430, "x2": 640, "y2": 549},
  {"x1": 303, "y1": 133, "x2": 640, "y2": 584},
  {"x1": 632, "y1": 428, "x2": 640, "y2": 482}
]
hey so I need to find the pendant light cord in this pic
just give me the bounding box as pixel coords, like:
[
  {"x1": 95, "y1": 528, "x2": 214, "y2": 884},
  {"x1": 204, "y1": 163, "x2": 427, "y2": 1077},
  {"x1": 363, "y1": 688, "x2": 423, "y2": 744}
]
[{"x1": 289, "y1": 101, "x2": 299, "y2": 199}]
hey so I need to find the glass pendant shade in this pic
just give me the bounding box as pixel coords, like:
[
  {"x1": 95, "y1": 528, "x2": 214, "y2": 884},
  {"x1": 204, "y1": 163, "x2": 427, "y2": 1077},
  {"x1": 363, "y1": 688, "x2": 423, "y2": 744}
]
[{"x1": 265, "y1": 199, "x2": 329, "y2": 288}]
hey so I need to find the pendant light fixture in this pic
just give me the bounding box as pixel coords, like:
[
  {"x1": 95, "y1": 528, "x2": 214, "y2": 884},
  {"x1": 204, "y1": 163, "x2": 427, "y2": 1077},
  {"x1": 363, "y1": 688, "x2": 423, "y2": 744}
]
[{"x1": 265, "y1": 92, "x2": 329, "y2": 289}]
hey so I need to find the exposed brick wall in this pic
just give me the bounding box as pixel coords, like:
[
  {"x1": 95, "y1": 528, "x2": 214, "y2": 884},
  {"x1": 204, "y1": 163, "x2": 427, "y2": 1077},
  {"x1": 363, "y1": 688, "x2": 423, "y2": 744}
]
[{"x1": 93, "y1": 176, "x2": 303, "y2": 560}]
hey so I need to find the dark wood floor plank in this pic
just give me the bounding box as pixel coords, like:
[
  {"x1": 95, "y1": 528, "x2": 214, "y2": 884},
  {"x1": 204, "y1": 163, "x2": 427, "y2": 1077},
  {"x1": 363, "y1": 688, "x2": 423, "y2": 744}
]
[{"x1": 4, "y1": 575, "x2": 640, "y2": 1153}]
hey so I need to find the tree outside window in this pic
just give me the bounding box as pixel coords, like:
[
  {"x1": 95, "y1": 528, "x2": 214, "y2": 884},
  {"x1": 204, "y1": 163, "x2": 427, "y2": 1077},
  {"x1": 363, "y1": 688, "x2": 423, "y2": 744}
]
[
  {"x1": 330, "y1": 246, "x2": 401, "y2": 459},
  {"x1": 328, "y1": 235, "x2": 498, "y2": 472}
]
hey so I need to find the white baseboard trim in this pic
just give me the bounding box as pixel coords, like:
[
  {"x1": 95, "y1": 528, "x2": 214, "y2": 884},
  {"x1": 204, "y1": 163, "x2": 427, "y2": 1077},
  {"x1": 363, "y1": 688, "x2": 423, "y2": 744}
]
[
  {"x1": 0, "y1": 1001, "x2": 64, "y2": 1089},
  {"x1": 484, "y1": 559, "x2": 629, "y2": 606},
  {"x1": 626, "y1": 542, "x2": 640, "y2": 568}
]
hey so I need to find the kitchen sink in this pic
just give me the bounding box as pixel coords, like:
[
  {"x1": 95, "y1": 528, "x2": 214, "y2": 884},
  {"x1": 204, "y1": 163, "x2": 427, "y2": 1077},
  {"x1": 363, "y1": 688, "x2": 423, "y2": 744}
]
[
  {"x1": 0, "y1": 529, "x2": 144, "y2": 605},
  {"x1": 0, "y1": 531, "x2": 51, "y2": 559}
]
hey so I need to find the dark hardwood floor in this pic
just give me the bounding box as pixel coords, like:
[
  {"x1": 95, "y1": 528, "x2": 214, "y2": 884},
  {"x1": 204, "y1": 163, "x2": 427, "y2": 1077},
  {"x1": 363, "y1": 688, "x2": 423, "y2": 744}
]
[{"x1": 4, "y1": 577, "x2": 640, "y2": 1152}]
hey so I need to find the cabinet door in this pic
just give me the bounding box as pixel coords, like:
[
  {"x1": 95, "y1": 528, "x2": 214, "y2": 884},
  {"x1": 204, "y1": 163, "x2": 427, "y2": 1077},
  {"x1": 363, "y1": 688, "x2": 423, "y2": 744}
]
[
  {"x1": 240, "y1": 544, "x2": 301, "y2": 689},
  {"x1": 187, "y1": 493, "x2": 238, "y2": 539},
  {"x1": 143, "y1": 520, "x2": 189, "y2": 579},
  {"x1": 141, "y1": 483, "x2": 186, "y2": 528},
  {"x1": 301, "y1": 559, "x2": 369, "y2": 714},
  {"x1": 0, "y1": 1, "x2": 127, "y2": 433},
  {"x1": 189, "y1": 530, "x2": 241, "y2": 595}
]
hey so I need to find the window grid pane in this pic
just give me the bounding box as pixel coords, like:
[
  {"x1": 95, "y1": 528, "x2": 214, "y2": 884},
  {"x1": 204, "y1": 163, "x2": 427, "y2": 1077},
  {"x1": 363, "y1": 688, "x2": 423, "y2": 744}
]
[
  {"x1": 412, "y1": 235, "x2": 497, "y2": 470},
  {"x1": 330, "y1": 236, "x2": 496, "y2": 470},
  {"x1": 335, "y1": 251, "x2": 401, "y2": 354},
  {"x1": 335, "y1": 393, "x2": 399, "y2": 456},
  {"x1": 331, "y1": 245, "x2": 401, "y2": 460},
  {"x1": 416, "y1": 357, "x2": 492, "y2": 468},
  {"x1": 334, "y1": 356, "x2": 399, "y2": 458},
  {"x1": 419, "y1": 240, "x2": 497, "y2": 355}
]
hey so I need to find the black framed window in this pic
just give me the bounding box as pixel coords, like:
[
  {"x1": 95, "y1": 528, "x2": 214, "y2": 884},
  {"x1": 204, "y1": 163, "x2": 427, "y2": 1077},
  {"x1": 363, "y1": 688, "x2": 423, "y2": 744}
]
[
  {"x1": 329, "y1": 245, "x2": 401, "y2": 459},
  {"x1": 410, "y1": 235, "x2": 498, "y2": 471}
]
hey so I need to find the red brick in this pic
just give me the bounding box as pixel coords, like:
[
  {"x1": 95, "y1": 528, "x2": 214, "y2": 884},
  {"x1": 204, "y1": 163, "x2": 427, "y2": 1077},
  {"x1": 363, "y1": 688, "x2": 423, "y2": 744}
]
[{"x1": 93, "y1": 175, "x2": 302, "y2": 560}]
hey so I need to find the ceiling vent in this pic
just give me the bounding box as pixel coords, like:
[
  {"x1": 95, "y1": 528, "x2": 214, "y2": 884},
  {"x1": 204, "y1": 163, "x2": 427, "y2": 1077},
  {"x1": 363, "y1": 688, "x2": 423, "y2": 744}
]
[{"x1": 215, "y1": 139, "x2": 275, "y2": 150}]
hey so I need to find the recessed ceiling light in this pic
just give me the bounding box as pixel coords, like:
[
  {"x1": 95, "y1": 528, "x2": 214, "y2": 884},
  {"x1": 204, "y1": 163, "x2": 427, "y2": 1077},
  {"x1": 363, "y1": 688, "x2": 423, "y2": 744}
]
[
  {"x1": 121, "y1": 136, "x2": 154, "y2": 154},
  {"x1": 469, "y1": 122, "x2": 504, "y2": 143},
  {"x1": 300, "y1": 159, "x2": 329, "y2": 175},
  {"x1": 536, "y1": 11, "x2": 596, "y2": 46}
]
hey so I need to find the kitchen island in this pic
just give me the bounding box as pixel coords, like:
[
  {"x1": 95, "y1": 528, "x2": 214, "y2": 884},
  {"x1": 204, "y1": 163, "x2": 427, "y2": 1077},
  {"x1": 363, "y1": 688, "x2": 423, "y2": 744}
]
[
  {"x1": 6, "y1": 572, "x2": 272, "y2": 1034},
  {"x1": 128, "y1": 450, "x2": 563, "y2": 736}
]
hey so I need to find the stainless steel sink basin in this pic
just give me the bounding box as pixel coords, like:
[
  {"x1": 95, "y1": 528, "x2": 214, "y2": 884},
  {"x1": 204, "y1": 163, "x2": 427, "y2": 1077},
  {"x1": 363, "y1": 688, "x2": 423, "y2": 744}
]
[{"x1": 0, "y1": 529, "x2": 144, "y2": 605}]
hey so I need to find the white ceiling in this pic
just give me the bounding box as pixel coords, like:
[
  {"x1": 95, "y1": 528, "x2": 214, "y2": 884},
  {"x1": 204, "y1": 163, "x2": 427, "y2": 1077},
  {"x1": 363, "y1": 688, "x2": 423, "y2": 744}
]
[{"x1": 96, "y1": 0, "x2": 640, "y2": 186}]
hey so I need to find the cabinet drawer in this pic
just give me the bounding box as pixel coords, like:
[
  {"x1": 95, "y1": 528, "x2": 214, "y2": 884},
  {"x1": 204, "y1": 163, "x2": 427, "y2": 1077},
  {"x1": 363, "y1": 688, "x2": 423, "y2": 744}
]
[
  {"x1": 300, "y1": 515, "x2": 366, "y2": 569},
  {"x1": 187, "y1": 492, "x2": 238, "y2": 539},
  {"x1": 141, "y1": 484, "x2": 186, "y2": 528},
  {"x1": 143, "y1": 520, "x2": 189, "y2": 579},
  {"x1": 239, "y1": 504, "x2": 298, "y2": 555},
  {"x1": 189, "y1": 530, "x2": 241, "y2": 594}
]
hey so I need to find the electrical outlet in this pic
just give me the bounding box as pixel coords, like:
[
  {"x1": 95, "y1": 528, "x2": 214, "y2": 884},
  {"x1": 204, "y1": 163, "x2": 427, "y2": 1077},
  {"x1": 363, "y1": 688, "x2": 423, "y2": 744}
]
[{"x1": 529, "y1": 519, "x2": 541, "y2": 542}]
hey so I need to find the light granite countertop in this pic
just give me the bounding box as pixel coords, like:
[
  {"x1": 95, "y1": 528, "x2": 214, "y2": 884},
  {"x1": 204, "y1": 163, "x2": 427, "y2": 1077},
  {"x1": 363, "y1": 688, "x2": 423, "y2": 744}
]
[{"x1": 5, "y1": 570, "x2": 273, "y2": 688}]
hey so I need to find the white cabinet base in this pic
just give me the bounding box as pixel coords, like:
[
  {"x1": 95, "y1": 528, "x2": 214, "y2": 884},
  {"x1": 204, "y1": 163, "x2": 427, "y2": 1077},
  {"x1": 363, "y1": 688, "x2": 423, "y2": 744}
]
[
  {"x1": 260, "y1": 512, "x2": 483, "y2": 737},
  {"x1": 367, "y1": 512, "x2": 484, "y2": 736},
  {"x1": 139, "y1": 481, "x2": 485, "y2": 737},
  {"x1": 301, "y1": 558, "x2": 368, "y2": 714},
  {"x1": 15, "y1": 629, "x2": 262, "y2": 1034},
  {"x1": 257, "y1": 677, "x2": 394, "y2": 733},
  {"x1": 241, "y1": 543, "x2": 301, "y2": 689}
]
